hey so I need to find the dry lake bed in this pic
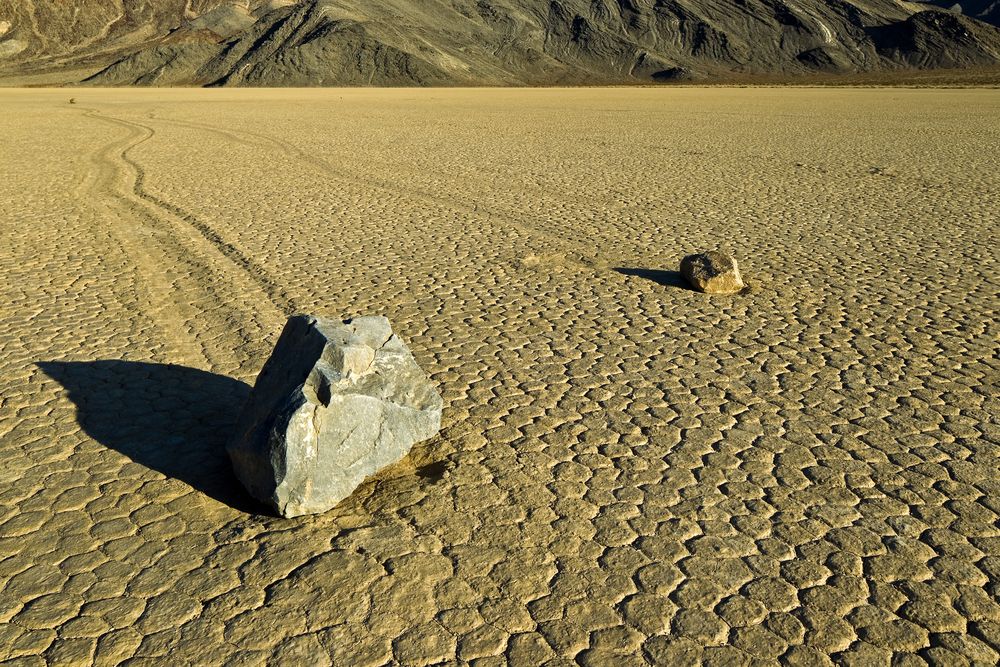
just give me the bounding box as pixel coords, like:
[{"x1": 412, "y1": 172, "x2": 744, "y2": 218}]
[{"x1": 0, "y1": 87, "x2": 998, "y2": 665}]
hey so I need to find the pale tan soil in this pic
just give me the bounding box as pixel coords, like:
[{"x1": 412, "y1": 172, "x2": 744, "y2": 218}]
[
  {"x1": 0, "y1": 68, "x2": 102, "y2": 87},
  {"x1": 0, "y1": 87, "x2": 998, "y2": 666}
]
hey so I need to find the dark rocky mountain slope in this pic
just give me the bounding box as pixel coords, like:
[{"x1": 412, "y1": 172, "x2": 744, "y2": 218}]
[{"x1": 2, "y1": 0, "x2": 1000, "y2": 85}]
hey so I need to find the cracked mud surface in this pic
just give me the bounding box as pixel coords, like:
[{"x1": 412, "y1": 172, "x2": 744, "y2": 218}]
[{"x1": 0, "y1": 88, "x2": 998, "y2": 666}]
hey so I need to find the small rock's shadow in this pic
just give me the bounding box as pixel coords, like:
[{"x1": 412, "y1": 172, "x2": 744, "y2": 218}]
[
  {"x1": 37, "y1": 360, "x2": 263, "y2": 513},
  {"x1": 415, "y1": 460, "x2": 449, "y2": 483},
  {"x1": 614, "y1": 267, "x2": 690, "y2": 289}
]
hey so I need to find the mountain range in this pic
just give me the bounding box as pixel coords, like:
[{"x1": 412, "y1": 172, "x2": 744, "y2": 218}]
[{"x1": 2, "y1": 0, "x2": 1000, "y2": 85}]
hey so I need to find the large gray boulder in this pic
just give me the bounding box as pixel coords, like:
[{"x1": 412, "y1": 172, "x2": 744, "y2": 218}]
[
  {"x1": 680, "y1": 250, "x2": 746, "y2": 294},
  {"x1": 228, "y1": 315, "x2": 443, "y2": 517}
]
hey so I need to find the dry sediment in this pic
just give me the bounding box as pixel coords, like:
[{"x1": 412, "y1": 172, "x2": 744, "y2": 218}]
[{"x1": 0, "y1": 88, "x2": 998, "y2": 665}]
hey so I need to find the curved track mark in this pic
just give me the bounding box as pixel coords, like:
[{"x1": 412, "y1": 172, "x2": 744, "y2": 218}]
[
  {"x1": 75, "y1": 110, "x2": 213, "y2": 368},
  {"x1": 89, "y1": 110, "x2": 299, "y2": 317},
  {"x1": 148, "y1": 113, "x2": 611, "y2": 270}
]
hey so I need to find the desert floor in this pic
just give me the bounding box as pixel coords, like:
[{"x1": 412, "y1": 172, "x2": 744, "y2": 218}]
[{"x1": 0, "y1": 87, "x2": 997, "y2": 665}]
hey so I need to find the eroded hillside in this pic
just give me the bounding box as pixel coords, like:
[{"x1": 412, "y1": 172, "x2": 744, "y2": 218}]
[{"x1": 2, "y1": 0, "x2": 1000, "y2": 84}]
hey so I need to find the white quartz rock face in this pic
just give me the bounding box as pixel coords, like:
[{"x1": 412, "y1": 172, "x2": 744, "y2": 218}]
[{"x1": 228, "y1": 315, "x2": 443, "y2": 517}]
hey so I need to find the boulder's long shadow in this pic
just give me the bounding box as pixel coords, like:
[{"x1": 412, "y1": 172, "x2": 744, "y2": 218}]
[
  {"x1": 38, "y1": 360, "x2": 263, "y2": 513},
  {"x1": 614, "y1": 267, "x2": 690, "y2": 289}
]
